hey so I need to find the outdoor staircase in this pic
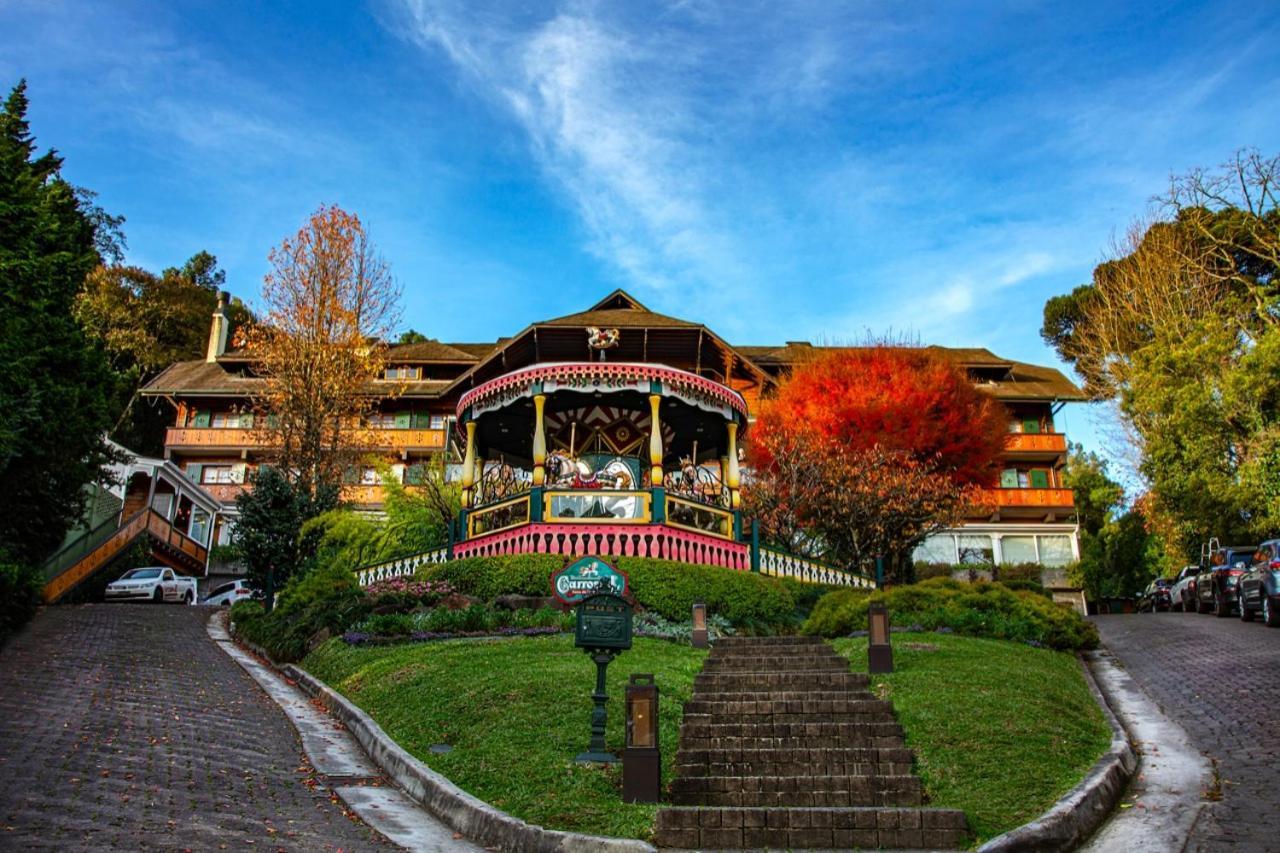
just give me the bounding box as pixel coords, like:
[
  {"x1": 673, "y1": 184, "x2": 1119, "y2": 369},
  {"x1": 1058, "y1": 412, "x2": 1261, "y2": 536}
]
[
  {"x1": 654, "y1": 636, "x2": 968, "y2": 850},
  {"x1": 41, "y1": 508, "x2": 208, "y2": 603}
]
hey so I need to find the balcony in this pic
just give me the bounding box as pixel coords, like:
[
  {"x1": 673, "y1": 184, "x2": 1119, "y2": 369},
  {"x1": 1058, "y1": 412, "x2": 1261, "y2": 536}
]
[
  {"x1": 1002, "y1": 432, "x2": 1068, "y2": 457},
  {"x1": 201, "y1": 482, "x2": 250, "y2": 503},
  {"x1": 166, "y1": 427, "x2": 447, "y2": 452},
  {"x1": 969, "y1": 487, "x2": 1075, "y2": 521}
]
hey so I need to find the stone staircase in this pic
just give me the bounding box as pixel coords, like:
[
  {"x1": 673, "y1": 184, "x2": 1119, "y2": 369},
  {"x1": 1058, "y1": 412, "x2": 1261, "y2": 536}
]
[{"x1": 654, "y1": 636, "x2": 967, "y2": 850}]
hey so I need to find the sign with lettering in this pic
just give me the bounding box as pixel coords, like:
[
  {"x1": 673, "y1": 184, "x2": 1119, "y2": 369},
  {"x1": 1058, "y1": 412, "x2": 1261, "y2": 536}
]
[
  {"x1": 551, "y1": 556, "x2": 629, "y2": 606},
  {"x1": 575, "y1": 593, "x2": 633, "y2": 651}
]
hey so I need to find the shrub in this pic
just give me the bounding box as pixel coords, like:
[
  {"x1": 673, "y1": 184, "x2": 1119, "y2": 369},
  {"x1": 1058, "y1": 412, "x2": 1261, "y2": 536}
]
[
  {"x1": 995, "y1": 562, "x2": 1044, "y2": 583},
  {"x1": 0, "y1": 553, "x2": 42, "y2": 646},
  {"x1": 420, "y1": 555, "x2": 797, "y2": 628},
  {"x1": 914, "y1": 561, "x2": 954, "y2": 581},
  {"x1": 801, "y1": 577, "x2": 1098, "y2": 651},
  {"x1": 231, "y1": 562, "x2": 370, "y2": 661}
]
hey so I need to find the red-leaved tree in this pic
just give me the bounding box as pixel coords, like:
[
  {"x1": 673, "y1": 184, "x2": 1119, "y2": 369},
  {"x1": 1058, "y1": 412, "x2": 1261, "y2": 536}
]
[
  {"x1": 751, "y1": 347, "x2": 1008, "y2": 486},
  {"x1": 745, "y1": 347, "x2": 1007, "y2": 580}
]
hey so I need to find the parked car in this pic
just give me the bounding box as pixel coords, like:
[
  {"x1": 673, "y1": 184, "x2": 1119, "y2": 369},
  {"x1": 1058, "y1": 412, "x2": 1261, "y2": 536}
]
[
  {"x1": 1239, "y1": 540, "x2": 1280, "y2": 627},
  {"x1": 201, "y1": 579, "x2": 254, "y2": 607},
  {"x1": 105, "y1": 567, "x2": 198, "y2": 604},
  {"x1": 1169, "y1": 565, "x2": 1200, "y2": 612},
  {"x1": 1195, "y1": 545, "x2": 1256, "y2": 617},
  {"x1": 1137, "y1": 578, "x2": 1173, "y2": 612}
]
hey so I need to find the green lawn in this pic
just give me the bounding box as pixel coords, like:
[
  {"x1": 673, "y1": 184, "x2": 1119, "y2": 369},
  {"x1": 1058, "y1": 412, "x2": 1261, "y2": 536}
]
[
  {"x1": 303, "y1": 635, "x2": 707, "y2": 840},
  {"x1": 832, "y1": 633, "x2": 1112, "y2": 842},
  {"x1": 303, "y1": 632, "x2": 1110, "y2": 844}
]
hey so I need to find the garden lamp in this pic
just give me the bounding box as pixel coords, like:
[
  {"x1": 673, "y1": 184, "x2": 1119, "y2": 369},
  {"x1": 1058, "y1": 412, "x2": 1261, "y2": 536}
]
[
  {"x1": 868, "y1": 602, "x2": 894, "y2": 674},
  {"x1": 691, "y1": 602, "x2": 708, "y2": 648},
  {"x1": 623, "y1": 674, "x2": 660, "y2": 802}
]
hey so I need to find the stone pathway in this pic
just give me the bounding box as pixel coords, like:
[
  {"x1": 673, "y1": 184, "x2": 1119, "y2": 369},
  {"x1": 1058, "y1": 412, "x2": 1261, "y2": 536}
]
[
  {"x1": 0, "y1": 604, "x2": 388, "y2": 850},
  {"x1": 1095, "y1": 612, "x2": 1280, "y2": 852},
  {"x1": 654, "y1": 635, "x2": 967, "y2": 850}
]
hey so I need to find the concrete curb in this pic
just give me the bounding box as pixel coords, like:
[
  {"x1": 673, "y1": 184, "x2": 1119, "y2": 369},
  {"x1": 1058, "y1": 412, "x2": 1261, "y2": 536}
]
[
  {"x1": 285, "y1": 663, "x2": 656, "y2": 853},
  {"x1": 975, "y1": 653, "x2": 1137, "y2": 852}
]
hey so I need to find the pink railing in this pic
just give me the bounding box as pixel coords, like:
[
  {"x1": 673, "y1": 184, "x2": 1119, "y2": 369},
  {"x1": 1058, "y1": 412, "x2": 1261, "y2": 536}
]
[{"x1": 453, "y1": 522, "x2": 750, "y2": 571}]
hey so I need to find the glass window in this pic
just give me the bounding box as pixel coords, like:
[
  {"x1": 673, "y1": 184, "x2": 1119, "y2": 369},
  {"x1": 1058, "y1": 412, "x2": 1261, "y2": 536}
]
[
  {"x1": 1037, "y1": 535, "x2": 1075, "y2": 566},
  {"x1": 430, "y1": 414, "x2": 447, "y2": 430},
  {"x1": 1018, "y1": 471, "x2": 1030, "y2": 488},
  {"x1": 202, "y1": 466, "x2": 239, "y2": 484},
  {"x1": 1000, "y1": 469, "x2": 1018, "y2": 488},
  {"x1": 359, "y1": 467, "x2": 380, "y2": 485},
  {"x1": 957, "y1": 534, "x2": 994, "y2": 565},
  {"x1": 1000, "y1": 535, "x2": 1038, "y2": 564},
  {"x1": 912, "y1": 534, "x2": 956, "y2": 564}
]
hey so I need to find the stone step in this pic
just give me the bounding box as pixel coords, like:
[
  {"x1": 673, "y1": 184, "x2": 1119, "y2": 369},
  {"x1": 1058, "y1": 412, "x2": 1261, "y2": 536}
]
[
  {"x1": 713, "y1": 636, "x2": 829, "y2": 647},
  {"x1": 653, "y1": 806, "x2": 969, "y2": 851},
  {"x1": 702, "y1": 654, "x2": 849, "y2": 671},
  {"x1": 708, "y1": 642, "x2": 844, "y2": 657},
  {"x1": 690, "y1": 689, "x2": 877, "y2": 704},
  {"x1": 679, "y1": 723, "x2": 905, "y2": 753},
  {"x1": 693, "y1": 671, "x2": 869, "y2": 692},
  {"x1": 669, "y1": 774, "x2": 925, "y2": 808},
  {"x1": 676, "y1": 746, "x2": 914, "y2": 778},
  {"x1": 683, "y1": 696, "x2": 894, "y2": 717}
]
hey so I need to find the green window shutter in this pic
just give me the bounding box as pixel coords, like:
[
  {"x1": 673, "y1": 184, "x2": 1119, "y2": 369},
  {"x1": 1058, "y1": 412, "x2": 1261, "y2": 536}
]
[
  {"x1": 1021, "y1": 419, "x2": 1041, "y2": 434},
  {"x1": 1030, "y1": 470, "x2": 1049, "y2": 489},
  {"x1": 193, "y1": 410, "x2": 211, "y2": 428},
  {"x1": 411, "y1": 412, "x2": 429, "y2": 429},
  {"x1": 395, "y1": 411, "x2": 411, "y2": 429},
  {"x1": 186, "y1": 464, "x2": 203, "y2": 484},
  {"x1": 1000, "y1": 469, "x2": 1018, "y2": 488},
  {"x1": 240, "y1": 413, "x2": 254, "y2": 429},
  {"x1": 266, "y1": 414, "x2": 280, "y2": 429},
  {"x1": 405, "y1": 464, "x2": 425, "y2": 485}
]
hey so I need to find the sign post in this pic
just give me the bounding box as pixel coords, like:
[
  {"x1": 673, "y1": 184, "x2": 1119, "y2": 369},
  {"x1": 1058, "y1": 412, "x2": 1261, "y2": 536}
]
[{"x1": 555, "y1": 557, "x2": 634, "y2": 764}]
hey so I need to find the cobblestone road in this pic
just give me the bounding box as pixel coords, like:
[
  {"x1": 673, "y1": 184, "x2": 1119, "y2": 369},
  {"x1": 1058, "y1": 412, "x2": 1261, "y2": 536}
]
[
  {"x1": 1096, "y1": 611, "x2": 1280, "y2": 852},
  {"x1": 0, "y1": 604, "x2": 388, "y2": 851}
]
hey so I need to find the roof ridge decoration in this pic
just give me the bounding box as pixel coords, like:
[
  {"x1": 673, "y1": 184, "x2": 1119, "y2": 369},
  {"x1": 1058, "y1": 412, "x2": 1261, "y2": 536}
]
[{"x1": 456, "y1": 362, "x2": 749, "y2": 421}]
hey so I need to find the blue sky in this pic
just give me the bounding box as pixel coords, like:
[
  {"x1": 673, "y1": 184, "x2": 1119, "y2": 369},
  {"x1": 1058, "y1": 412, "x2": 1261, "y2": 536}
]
[{"x1": 2, "y1": 0, "x2": 1278, "y2": 471}]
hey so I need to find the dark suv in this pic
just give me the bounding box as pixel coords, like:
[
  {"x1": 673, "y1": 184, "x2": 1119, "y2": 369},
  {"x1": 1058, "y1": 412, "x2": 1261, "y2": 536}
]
[
  {"x1": 1195, "y1": 545, "x2": 1256, "y2": 617},
  {"x1": 1239, "y1": 540, "x2": 1280, "y2": 626},
  {"x1": 1137, "y1": 578, "x2": 1173, "y2": 612}
]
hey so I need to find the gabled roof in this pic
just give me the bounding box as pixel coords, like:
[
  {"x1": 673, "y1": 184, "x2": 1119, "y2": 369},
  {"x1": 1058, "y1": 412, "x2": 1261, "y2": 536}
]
[
  {"x1": 140, "y1": 359, "x2": 452, "y2": 397},
  {"x1": 588, "y1": 289, "x2": 651, "y2": 312},
  {"x1": 386, "y1": 339, "x2": 479, "y2": 362},
  {"x1": 536, "y1": 306, "x2": 700, "y2": 329}
]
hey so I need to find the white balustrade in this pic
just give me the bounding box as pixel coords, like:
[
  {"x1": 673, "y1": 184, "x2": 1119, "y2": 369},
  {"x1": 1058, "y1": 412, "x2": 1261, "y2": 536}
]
[
  {"x1": 758, "y1": 547, "x2": 874, "y2": 588},
  {"x1": 354, "y1": 546, "x2": 450, "y2": 587}
]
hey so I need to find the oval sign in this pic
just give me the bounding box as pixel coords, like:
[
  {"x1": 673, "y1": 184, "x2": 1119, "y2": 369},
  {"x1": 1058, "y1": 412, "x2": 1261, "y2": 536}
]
[{"x1": 551, "y1": 556, "x2": 629, "y2": 606}]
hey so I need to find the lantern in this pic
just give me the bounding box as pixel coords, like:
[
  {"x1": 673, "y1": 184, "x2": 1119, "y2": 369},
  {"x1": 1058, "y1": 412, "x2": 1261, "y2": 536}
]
[
  {"x1": 623, "y1": 674, "x2": 661, "y2": 802},
  {"x1": 868, "y1": 602, "x2": 894, "y2": 674},
  {"x1": 691, "y1": 602, "x2": 709, "y2": 649}
]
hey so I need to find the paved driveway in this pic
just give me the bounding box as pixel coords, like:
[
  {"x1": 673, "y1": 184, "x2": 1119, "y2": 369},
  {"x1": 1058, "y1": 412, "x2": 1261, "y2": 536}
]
[
  {"x1": 1095, "y1": 611, "x2": 1280, "y2": 852},
  {"x1": 0, "y1": 604, "x2": 388, "y2": 851}
]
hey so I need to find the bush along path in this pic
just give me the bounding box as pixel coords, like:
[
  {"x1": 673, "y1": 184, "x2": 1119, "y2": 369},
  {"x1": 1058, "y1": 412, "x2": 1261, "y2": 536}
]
[{"x1": 654, "y1": 636, "x2": 968, "y2": 850}]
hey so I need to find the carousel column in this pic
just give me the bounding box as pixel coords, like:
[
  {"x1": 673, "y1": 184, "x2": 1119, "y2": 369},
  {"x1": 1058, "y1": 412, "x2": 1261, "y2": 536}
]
[
  {"x1": 530, "y1": 393, "x2": 547, "y2": 522},
  {"x1": 726, "y1": 420, "x2": 741, "y2": 508},
  {"x1": 461, "y1": 420, "x2": 477, "y2": 508},
  {"x1": 649, "y1": 393, "x2": 665, "y2": 523}
]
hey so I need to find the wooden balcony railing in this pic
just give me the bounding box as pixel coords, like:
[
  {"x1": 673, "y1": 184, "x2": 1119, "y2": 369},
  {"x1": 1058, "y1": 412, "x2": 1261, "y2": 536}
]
[
  {"x1": 166, "y1": 427, "x2": 446, "y2": 451},
  {"x1": 1003, "y1": 433, "x2": 1068, "y2": 454},
  {"x1": 972, "y1": 487, "x2": 1075, "y2": 509}
]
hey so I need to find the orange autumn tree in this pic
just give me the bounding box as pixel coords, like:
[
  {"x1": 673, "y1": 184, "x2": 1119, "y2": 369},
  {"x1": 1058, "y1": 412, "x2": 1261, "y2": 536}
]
[
  {"x1": 745, "y1": 346, "x2": 1007, "y2": 580},
  {"x1": 244, "y1": 204, "x2": 401, "y2": 500}
]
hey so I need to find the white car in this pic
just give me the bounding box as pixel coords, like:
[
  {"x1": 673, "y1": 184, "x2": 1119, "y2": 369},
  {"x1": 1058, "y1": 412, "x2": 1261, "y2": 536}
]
[
  {"x1": 1169, "y1": 565, "x2": 1200, "y2": 612},
  {"x1": 104, "y1": 567, "x2": 198, "y2": 604},
  {"x1": 201, "y1": 580, "x2": 255, "y2": 607}
]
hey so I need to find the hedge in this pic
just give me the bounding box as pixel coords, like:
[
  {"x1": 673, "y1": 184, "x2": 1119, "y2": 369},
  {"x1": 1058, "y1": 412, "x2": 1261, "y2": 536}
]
[
  {"x1": 418, "y1": 555, "x2": 797, "y2": 628},
  {"x1": 802, "y1": 577, "x2": 1098, "y2": 651},
  {"x1": 0, "y1": 552, "x2": 42, "y2": 646},
  {"x1": 231, "y1": 561, "x2": 371, "y2": 662}
]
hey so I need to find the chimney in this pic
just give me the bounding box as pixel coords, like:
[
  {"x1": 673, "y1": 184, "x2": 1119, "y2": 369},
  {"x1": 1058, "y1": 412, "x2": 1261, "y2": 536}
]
[{"x1": 206, "y1": 290, "x2": 230, "y2": 362}]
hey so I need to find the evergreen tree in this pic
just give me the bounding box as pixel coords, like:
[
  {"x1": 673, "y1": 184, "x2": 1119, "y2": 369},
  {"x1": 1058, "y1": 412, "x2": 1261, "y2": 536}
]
[{"x1": 0, "y1": 80, "x2": 116, "y2": 565}]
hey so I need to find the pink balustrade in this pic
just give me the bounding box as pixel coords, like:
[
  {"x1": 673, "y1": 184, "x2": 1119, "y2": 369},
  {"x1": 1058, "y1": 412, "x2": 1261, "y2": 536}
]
[{"x1": 453, "y1": 522, "x2": 750, "y2": 571}]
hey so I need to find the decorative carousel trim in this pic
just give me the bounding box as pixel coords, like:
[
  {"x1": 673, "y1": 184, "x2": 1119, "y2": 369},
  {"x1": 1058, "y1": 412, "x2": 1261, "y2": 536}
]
[
  {"x1": 456, "y1": 362, "x2": 748, "y2": 420},
  {"x1": 453, "y1": 522, "x2": 751, "y2": 571}
]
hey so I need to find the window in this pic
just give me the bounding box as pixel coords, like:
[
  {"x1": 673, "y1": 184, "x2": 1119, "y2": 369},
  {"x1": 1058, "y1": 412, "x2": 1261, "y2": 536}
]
[
  {"x1": 1000, "y1": 535, "x2": 1038, "y2": 564},
  {"x1": 201, "y1": 466, "x2": 242, "y2": 484},
  {"x1": 957, "y1": 534, "x2": 994, "y2": 565},
  {"x1": 1037, "y1": 535, "x2": 1074, "y2": 566},
  {"x1": 366, "y1": 413, "x2": 397, "y2": 429},
  {"x1": 1029, "y1": 469, "x2": 1050, "y2": 489},
  {"x1": 1000, "y1": 469, "x2": 1018, "y2": 488},
  {"x1": 384, "y1": 366, "x2": 422, "y2": 380},
  {"x1": 430, "y1": 414, "x2": 447, "y2": 430},
  {"x1": 359, "y1": 467, "x2": 380, "y2": 485},
  {"x1": 912, "y1": 534, "x2": 957, "y2": 564},
  {"x1": 211, "y1": 412, "x2": 250, "y2": 428}
]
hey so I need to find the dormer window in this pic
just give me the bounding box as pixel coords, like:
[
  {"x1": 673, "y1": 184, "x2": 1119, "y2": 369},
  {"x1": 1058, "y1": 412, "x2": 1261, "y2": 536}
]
[{"x1": 384, "y1": 366, "x2": 422, "y2": 380}]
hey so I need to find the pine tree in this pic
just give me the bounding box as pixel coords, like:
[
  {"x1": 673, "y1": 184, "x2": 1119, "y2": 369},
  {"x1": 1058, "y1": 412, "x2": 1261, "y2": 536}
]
[{"x1": 0, "y1": 80, "x2": 117, "y2": 565}]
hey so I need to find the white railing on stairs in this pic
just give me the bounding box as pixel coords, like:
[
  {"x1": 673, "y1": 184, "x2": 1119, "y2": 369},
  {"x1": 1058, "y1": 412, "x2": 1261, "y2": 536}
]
[
  {"x1": 354, "y1": 546, "x2": 450, "y2": 587},
  {"x1": 758, "y1": 546, "x2": 875, "y2": 588}
]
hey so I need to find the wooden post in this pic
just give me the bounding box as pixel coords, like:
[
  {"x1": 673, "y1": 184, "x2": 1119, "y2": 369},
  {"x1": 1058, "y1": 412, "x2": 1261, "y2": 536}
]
[
  {"x1": 461, "y1": 420, "x2": 477, "y2": 508},
  {"x1": 726, "y1": 420, "x2": 741, "y2": 508},
  {"x1": 532, "y1": 394, "x2": 547, "y2": 486},
  {"x1": 648, "y1": 394, "x2": 664, "y2": 486}
]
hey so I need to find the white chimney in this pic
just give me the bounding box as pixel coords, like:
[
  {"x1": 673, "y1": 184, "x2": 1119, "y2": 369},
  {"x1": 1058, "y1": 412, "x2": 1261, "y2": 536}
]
[{"x1": 206, "y1": 290, "x2": 230, "y2": 362}]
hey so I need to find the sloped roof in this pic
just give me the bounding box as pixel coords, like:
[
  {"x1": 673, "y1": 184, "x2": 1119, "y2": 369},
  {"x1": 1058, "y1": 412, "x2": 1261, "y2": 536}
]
[
  {"x1": 446, "y1": 341, "x2": 505, "y2": 358},
  {"x1": 141, "y1": 360, "x2": 452, "y2": 397},
  {"x1": 387, "y1": 339, "x2": 479, "y2": 362},
  {"x1": 535, "y1": 307, "x2": 701, "y2": 329}
]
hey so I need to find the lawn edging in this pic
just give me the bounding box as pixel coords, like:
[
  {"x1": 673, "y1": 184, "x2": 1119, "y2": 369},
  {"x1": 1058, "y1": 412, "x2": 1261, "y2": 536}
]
[
  {"x1": 283, "y1": 662, "x2": 658, "y2": 853},
  {"x1": 975, "y1": 653, "x2": 1136, "y2": 852}
]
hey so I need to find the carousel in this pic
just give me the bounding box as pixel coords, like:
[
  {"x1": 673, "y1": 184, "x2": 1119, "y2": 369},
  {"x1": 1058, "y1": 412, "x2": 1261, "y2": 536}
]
[{"x1": 451, "y1": 331, "x2": 751, "y2": 569}]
